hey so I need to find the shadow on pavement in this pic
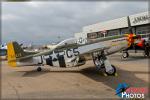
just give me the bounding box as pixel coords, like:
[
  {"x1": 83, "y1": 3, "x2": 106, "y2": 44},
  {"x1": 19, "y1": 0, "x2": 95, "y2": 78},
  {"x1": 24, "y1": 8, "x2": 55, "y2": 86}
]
[
  {"x1": 17, "y1": 68, "x2": 81, "y2": 77},
  {"x1": 17, "y1": 65, "x2": 149, "y2": 90},
  {"x1": 80, "y1": 67, "x2": 149, "y2": 89}
]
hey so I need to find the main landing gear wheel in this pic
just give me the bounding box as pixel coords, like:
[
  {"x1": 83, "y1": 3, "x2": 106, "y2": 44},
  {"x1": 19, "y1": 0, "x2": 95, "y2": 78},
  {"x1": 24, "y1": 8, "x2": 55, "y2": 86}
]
[
  {"x1": 105, "y1": 65, "x2": 116, "y2": 76},
  {"x1": 37, "y1": 67, "x2": 42, "y2": 72},
  {"x1": 122, "y1": 52, "x2": 129, "y2": 58}
]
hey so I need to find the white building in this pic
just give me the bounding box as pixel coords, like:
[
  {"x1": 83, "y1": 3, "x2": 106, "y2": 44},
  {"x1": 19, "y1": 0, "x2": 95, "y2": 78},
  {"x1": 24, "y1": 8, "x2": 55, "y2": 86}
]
[{"x1": 75, "y1": 11, "x2": 150, "y2": 44}]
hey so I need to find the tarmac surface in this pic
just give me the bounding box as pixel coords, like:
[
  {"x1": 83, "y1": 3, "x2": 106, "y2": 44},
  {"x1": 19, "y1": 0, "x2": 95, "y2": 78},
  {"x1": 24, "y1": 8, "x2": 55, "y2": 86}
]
[{"x1": 1, "y1": 53, "x2": 149, "y2": 99}]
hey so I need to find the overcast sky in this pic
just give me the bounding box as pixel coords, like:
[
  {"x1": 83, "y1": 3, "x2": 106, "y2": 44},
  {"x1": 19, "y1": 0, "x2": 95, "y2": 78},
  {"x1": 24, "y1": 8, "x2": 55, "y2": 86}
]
[{"x1": 2, "y1": 1, "x2": 149, "y2": 45}]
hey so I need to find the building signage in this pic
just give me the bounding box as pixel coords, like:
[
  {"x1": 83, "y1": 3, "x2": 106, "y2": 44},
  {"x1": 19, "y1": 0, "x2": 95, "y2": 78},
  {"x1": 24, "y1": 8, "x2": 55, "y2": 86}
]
[
  {"x1": 132, "y1": 15, "x2": 150, "y2": 24},
  {"x1": 130, "y1": 12, "x2": 150, "y2": 26}
]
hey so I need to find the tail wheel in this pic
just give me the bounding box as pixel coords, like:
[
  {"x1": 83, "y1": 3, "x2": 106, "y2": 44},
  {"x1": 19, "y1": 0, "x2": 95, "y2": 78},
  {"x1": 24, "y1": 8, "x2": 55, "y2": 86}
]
[
  {"x1": 122, "y1": 52, "x2": 129, "y2": 58},
  {"x1": 105, "y1": 65, "x2": 116, "y2": 76},
  {"x1": 37, "y1": 67, "x2": 42, "y2": 72}
]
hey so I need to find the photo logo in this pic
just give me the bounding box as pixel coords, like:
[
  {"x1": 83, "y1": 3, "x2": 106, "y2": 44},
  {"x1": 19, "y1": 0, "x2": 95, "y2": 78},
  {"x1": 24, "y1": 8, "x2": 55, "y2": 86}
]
[{"x1": 116, "y1": 83, "x2": 148, "y2": 99}]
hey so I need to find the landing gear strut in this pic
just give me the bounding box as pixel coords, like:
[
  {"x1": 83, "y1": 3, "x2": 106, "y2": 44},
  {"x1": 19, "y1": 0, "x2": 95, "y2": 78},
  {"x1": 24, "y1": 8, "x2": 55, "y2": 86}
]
[{"x1": 93, "y1": 51, "x2": 117, "y2": 76}]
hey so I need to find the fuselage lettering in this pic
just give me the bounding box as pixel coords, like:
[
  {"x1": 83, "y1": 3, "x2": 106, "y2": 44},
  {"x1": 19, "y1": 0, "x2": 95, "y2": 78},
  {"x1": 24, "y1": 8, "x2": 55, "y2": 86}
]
[
  {"x1": 66, "y1": 49, "x2": 73, "y2": 58},
  {"x1": 66, "y1": 48, "x2": 79, "y2": 58}
]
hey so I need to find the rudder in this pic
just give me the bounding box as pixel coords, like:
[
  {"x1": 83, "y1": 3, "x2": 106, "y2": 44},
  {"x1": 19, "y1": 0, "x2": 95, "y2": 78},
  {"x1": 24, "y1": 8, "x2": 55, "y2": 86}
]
[{"x1": 7, "y1": 41, "x2": 26, "y2": 67}]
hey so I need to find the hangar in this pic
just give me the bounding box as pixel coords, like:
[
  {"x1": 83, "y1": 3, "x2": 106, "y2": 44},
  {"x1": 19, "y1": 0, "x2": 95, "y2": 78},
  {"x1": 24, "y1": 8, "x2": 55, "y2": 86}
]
[{"x1": 75, "y1": 11, "x2": 150, "y2": 44}]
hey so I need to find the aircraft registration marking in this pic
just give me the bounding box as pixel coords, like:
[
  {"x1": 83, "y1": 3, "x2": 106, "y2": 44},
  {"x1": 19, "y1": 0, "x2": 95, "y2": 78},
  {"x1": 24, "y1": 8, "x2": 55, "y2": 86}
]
[{"x1": 65, "y1": 47, "x2": 80, "y2": 58}]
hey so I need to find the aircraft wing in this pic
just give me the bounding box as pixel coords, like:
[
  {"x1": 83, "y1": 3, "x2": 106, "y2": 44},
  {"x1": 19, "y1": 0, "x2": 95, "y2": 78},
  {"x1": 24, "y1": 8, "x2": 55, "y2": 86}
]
[
  {"x1": 81, "y1": 46, "x2": 110, "y2": 56},
  {"x1": 78, "y1": 43, "x2": 110, "y2": 57}
]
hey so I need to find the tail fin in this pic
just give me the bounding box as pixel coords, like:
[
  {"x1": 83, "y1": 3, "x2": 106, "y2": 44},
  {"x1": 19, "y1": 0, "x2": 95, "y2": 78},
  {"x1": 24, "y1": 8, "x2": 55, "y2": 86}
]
[{"x1": 7, "y1": 41, "x2": 26, "y2": 67}]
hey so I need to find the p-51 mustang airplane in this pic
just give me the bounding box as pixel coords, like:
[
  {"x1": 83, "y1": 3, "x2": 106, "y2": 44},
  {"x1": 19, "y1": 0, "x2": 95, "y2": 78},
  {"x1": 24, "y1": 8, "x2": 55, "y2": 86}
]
[
  {"x1": 7, "y1": 36, "x2": 129, "y2": 75},
  {"x1": 122, "y1": 33, "x2": 150, "y2": 58}
]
